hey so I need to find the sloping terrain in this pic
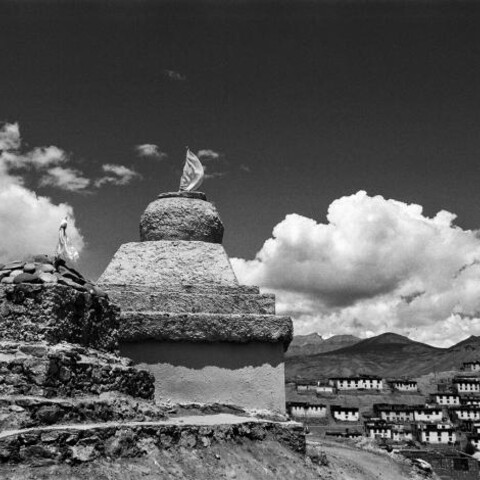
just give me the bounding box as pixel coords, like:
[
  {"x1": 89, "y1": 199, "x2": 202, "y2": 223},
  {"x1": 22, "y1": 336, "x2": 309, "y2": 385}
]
[
  {"x1": 0, "y1": 438, "x2": 320, "y2": 480},
  {"x1": 0, "y1": 436, "x2": 422, "y2": 480},
  {"x1": 286, "y1": 332, "x2": 480, "y2": 381},
  {"x1": 307, "y1": 438, "x2": 436, "y2": 480}
]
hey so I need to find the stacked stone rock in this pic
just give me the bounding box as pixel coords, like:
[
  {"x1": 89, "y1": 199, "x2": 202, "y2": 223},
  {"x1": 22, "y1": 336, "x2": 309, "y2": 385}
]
[
  {"x1": 99, "y1": 191, "x2": 293, "y2": 412},
  {"x1": 0, "y1": 268, "x2": 169, "y2": 463},
  {"x1": 0, "y1": 255, "x2": 106, "y2": 296}
]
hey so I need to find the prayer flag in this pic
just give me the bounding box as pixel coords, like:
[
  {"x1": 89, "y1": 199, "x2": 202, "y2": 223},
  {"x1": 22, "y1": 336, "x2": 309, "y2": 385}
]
[{"x1": 179, "y1": 148, "x2": 204, "y2": 192}]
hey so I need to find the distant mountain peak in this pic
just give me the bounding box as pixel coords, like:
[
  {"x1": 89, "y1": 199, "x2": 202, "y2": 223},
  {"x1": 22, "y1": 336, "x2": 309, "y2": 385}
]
[
  {"x1": 373, "y1": 332, "x2": 413, "y2": 344},
  {"x1": 287, "y1": 333, "x2": 361, "y2": 357},
  {"x1": 449, "y1": 335, "x2": 480, "y2": 350},
  {"x1": 286, "y1": 329, "x2": 480, "y2": 381},
  {"x1": 291, "y1": 332, "x2": 323, "y2": 347}
]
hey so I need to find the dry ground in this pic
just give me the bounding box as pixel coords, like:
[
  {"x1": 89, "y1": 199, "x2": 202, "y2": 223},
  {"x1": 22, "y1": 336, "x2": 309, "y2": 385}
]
[
  {"x1": 0, "y1": 440, "x2": 321, "y2": 480},
  {"x1": 308, "y1": 437, "x2": 438, "y2": 480},
  {"x1": 0, "y1": 435, "x2": 428, "y2": 480}
]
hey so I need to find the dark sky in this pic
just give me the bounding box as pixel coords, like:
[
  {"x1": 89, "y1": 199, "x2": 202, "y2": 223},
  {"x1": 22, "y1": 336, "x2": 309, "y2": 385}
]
[{"x1": 2, "y1": 0, "x2": 480, "y2": 279}]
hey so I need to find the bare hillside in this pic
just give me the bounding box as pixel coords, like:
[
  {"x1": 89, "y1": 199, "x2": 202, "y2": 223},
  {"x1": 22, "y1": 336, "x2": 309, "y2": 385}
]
[
  {"x1": 0, "y1": 439, "x2": 333, "y2": 480},
  {"x1": 286, "y1": 333, "x2": 480, "y2": 380},
  {"x1": 0, "y1": 437, "x2": 422, "y2": 480}
]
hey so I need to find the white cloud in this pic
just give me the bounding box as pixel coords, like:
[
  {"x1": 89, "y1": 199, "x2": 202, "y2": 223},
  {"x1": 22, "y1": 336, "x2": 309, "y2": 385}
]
[
  {"x1": 163, "y1": 69, "x2": 186, "y2": 82},
  {"x1": 197, "y1": 149, "x2": 227, "y2": 181},
  {"x1": 197, "y1": 149, "x2": 221, "y2": 162},
  {"x1": 204, "y1": 171, "x2": 226, "y2": 180},
  {"x1": 2, "y1": 145, "x2": 67, "y2": 171},
  {"x1": 0, "y1": 123, "x2": 85, "y2": 261},
  {"x1": 231, "y1": 191, "x2": 480, "y2": 347},
  {"x1": 40, "y1": 166, "x2": 91, "y2": 192},
  {"x1": 135, "y1": 144, "x2": 167, "y2": 160},
  {"x1": 94, "y1": 163, "x2": 141, "y2": 187},
  {"x1": 0, "y1": 122, "x2": 88, "y2": 194},
  {"x1": 0, "y1": 122, "x2": 21, "y2": 151}
]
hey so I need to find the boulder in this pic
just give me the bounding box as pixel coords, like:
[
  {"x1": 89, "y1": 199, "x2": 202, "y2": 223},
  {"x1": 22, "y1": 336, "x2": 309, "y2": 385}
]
[
  {"x1": 23, "y1": 263, "x2": 36, "y2": 274},
  {"x1": 33, "y1": 254, "x2": 54, "y2": 264},
  {"x1": 3, "y1": 262, "x2": 24, "y2": 271},
  {"x1": 38, "y1": 273, "x2": 58, "y2": 284},
  {"x1": 139, "y1": 193, "x2": 224, "y2": 243},
  {"x1": 13, "y1": 273, "x2": 42, "y2": 284},
  {"x1": 38, "y1": 264, "x2": 55, "y2": 274},
  {"x1": 9, "y1": 270, "x2": 23, "y2": 278}
]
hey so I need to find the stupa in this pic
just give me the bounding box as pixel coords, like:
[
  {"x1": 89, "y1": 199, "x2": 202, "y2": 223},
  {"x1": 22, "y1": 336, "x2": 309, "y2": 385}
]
[{"x1": 98, "y1": 191, "x2": 293, "y2": 412}]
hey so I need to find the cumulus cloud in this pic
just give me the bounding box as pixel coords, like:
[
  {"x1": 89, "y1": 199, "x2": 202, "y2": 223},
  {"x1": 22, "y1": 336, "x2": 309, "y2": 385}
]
[
  {"x1": 2, "y1": 145, "x2": 68, "y2": 172},
  {"x1": 0, "y1": 122, "x2": 84, "y2": 261},
  {"x1": 231, "y1": 191, "x2": 480, "y2": 347},
  {"x1": 135, "y1": 144, "x2": 167, "y2": 160},
  {"x1": 197, "y1": 149, "x2": 221, "y2": 162},
  {"x1": 40, "y1": 166, "x2": 91, "y2": 192},
  {"x1": 0, "y1": 123, "x2": 90, "y2": 193},
  {"x1": 197, "y1": 149, "x2": 228, "y2": 181},
  {"x1": 163, "y1": 69, "x2": 186, "y2": 81},
  {"x1": 204, "y1": 171, "x2": 226, "y2": 180},
  {"x1": 0, "y1": 122, "x2": 21, "y2": 151},
  {"x1": 94, "y1": 163, "x2": 141, "y2": 187}
]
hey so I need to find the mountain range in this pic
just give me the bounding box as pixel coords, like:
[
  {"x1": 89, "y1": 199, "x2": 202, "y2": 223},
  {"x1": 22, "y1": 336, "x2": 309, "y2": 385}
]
[
  {"x1": 286, "y1": 332, "x2": 480, "y2": 381},
  {"x1": 286, "y1": 333, "x2": 361, "y2": 357}
]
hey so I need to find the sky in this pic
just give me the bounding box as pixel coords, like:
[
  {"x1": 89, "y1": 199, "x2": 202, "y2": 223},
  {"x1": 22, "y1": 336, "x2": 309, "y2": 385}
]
[{"x1": 2, "y1": 0, "x2": 480, "y2": 346}]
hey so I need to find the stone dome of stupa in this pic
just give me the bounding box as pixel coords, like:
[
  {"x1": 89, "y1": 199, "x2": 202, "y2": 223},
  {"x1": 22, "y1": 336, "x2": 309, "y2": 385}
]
[{"x1": 139, "y1": 191, "x2": 224, "y2": 243}]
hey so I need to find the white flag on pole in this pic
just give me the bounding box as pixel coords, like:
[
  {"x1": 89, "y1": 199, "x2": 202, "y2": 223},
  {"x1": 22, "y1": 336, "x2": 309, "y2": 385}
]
[
  {"x1": 179, "y1": 148, "x2": 204, "y2": 192},
  {"x1": 56, "y1": 216, "x2": 79, "y2": 262}
]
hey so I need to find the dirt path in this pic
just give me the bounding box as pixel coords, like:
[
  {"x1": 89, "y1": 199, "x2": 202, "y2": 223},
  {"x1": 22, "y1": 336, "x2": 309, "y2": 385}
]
[{"x1": 308, "y1": 438, "x2": 425, "y2": 480}]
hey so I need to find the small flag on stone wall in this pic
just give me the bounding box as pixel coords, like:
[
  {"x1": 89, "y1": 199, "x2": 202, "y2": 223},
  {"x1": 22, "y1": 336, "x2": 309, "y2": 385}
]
[{"x1": 179, "y1": 148, "x2": 204, "y2": 192}]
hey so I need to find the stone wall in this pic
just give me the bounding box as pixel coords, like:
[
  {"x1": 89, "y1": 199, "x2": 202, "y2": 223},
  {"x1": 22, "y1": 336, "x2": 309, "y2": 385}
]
[
  {"x1": 0, "y1": 420, "x2": 305, "y2": 465},
  {"x1": 0, "y1": 284, "x2": 119, "y2": 352},
  {"x1": 0, "y1": 342, "x2": 154, "y2": 400},
  {"x1": 0, "y1": 393, "x2": 168, "y2": 430},
  {"x1": 119, "y1": 312, "x2": 292, "y2": 349}
]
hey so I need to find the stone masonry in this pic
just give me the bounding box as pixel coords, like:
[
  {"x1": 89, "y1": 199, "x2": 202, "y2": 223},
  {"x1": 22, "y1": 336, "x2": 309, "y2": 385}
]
[{"x1": 99, "y1": 191, "x2": 293, "y2": 412}]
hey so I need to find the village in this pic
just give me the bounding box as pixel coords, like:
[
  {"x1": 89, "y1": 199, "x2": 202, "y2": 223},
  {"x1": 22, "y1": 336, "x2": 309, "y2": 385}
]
[{"x1": 287, "y1": 360, "x2": 480, "y2": 478}]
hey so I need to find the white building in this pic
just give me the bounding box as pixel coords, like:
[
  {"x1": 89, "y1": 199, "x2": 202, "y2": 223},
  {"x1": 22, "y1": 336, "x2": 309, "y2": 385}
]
[
  {"x1": 415, "y1": 424, "x2": 456, "y2": 445},
  {"x1": 431, "y1": 393, "x2": 461, "y2": 406},
  {"x1": 462, "y1": 361, "x2": 480, "y2": 372},
  {"x1": 287, "y1": 402, "x2": 327, "y2": 420},
  {"x1": 391, "y1": 380, "x2": 418, "y2": 392},
  {"x1": 454, "y1": 378, "x2": 480, "y2": 394},
  {"x1": 469, "y1": 435, "x2": 480, "y2": 450},
  {"x1": 331, "y1": 405, "x2": 360, "y2": 422},
  {"x1": 374, "y1": 404, "x2": 415, "y2": 422},
  {"x1": 329, "y1": 376, "x2": 383, "y2": 391},
  {"x1": 316, "y1": 384, "x2": 335, "y2": 394},
  {"x1": 451, "y1": 406, "x2": 480, "y2": 421},
  {"x1": 365, "y1": 422, "x2": 392, "y2": 439},
  {"x1": 413, "y1": 407, "x2": 443, "y2": 422},
  {"x1": 461, "y1": 396, "x2": 480, "y2": 406},
  {"x1": 391, "y1": 425, "x2": 413, "y2": 441},
  {"x1": 296, "y1": 383, "x2": 318, "y2": 393}
]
